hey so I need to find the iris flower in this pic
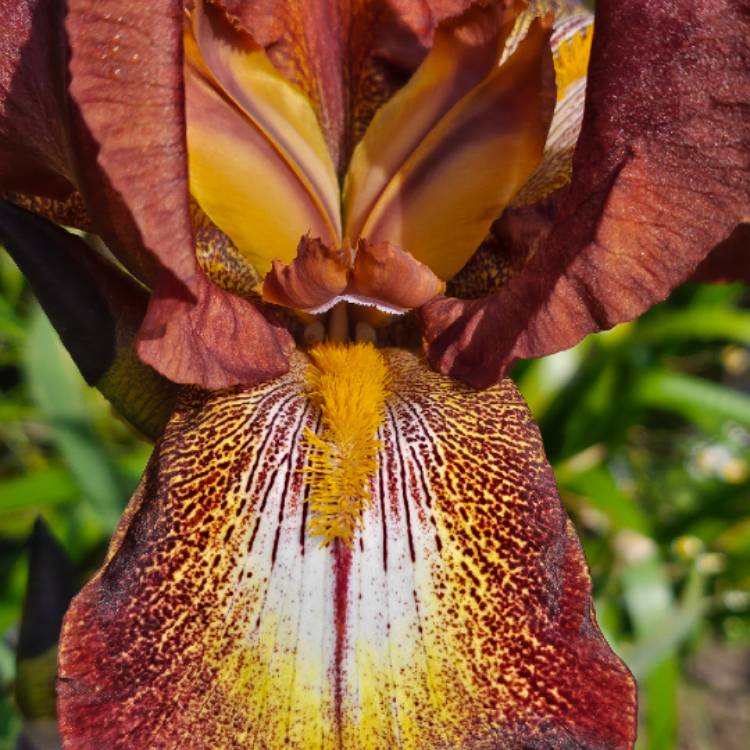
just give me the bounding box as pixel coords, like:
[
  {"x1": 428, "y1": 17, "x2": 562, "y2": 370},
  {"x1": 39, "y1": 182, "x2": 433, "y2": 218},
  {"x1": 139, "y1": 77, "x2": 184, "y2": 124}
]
[{"x1": 0, "y1": 0, "x2": 747, "y2": 747}]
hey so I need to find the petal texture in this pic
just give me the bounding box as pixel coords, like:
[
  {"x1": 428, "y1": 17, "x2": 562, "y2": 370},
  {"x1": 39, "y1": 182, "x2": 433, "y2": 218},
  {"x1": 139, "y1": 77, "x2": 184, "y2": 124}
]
[
  {"x1": 59, "y1": 350, "x2": 635, "y2": 750},
  {"x1": 136, "y1": 268, "x2": 295, "y2": 390},
  {"x1": 65, "y1": 0, "x2": 195, "y2": 287},
  {"x1": 354, "y1": 18, "x2": 555, "y2": 281},
  {"x1": 187, "y1": 2, "x2": 341, "y2": 272},
  {"x1": 424, "y1": 0, "x2": 750, "y2": 387},
  {"x1": 212, "y1": 0, "x2": 480, "y2": 170}
]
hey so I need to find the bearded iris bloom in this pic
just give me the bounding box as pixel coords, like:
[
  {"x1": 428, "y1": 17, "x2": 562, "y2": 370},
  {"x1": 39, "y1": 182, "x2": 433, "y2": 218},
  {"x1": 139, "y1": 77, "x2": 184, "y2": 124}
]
[{"x1": 0, "y1": 0, "x2": 748, "y2": 748}]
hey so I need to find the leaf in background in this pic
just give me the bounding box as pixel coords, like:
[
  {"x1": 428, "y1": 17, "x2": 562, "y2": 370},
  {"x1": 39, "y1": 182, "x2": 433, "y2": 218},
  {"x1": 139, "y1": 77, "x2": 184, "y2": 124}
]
[
  {"x1": 633, "y1": 370, "x2": 750, "y2": 432},
  {"x1": 22, "y1": 306, "x2": 126, "y2": 531},
  {"x1": 638, "y1": 306, "x2": 750, "y2": 346},
  {"x1": 0, "y1": 469, "x2": 77, "y2": 515}
]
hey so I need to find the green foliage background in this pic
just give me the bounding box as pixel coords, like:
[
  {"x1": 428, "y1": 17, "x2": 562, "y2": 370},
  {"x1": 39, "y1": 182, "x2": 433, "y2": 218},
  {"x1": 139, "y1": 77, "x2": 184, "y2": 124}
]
[{"x1": 0, "y1": 247, "x2": 748, "y2": 748}]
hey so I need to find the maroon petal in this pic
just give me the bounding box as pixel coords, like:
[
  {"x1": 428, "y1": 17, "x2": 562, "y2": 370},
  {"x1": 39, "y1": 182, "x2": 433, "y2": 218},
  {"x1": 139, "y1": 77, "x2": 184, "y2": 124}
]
[
  {"x1": 65, "y1": 0, "x2": 195, "y2": 287},
  {"x1": 692, "y1": 224, "x2": 750, "y2": 284},
  {"x1": 1, "y1": 0, "x2": 195, "y2": 289},
  {"x1": 137, "y1": 268, "x2": 295, "y2": 390},
  {"x1": 423, "y1": 0, "x2": 750, "y2": 387}
]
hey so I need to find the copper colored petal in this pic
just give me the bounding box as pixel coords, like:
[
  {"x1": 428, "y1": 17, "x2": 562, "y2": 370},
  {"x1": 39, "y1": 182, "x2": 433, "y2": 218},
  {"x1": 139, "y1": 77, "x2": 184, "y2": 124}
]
[
  {"x1": 262, "y1": 235, "x2": 351, "y2": 311},
  {"x1": 0, "y1": 1, "x2": 72, "y2": 191},
  {"x1": 692, "y1": 224, "x2": 750, "y2": 284},
  {"x1": 137, "y1": 268, "x2": 295, "y2": 390},
  {"x1": 346, "y1": 238, "x2": 445, "y2": 311},
  {"x1": 424, "y1": 0, "x2": 750, "y2": 387},
  {"x1": 59, "y1": 349, "x2": 635, "y2": 750},
  {"x1": 1, "y1": 0, "x2": 196, "y2": 290},
  {"x1": 65, "y1": 0, "x2": 195, "y2": 289}
]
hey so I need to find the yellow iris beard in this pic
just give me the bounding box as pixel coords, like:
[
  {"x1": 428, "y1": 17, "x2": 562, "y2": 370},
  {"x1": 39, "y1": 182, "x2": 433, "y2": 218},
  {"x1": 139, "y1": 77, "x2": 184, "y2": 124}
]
[
  {"x1": 554, "y1": 23, "x2": 594, "y2": 100},
  {"x1": 304, "y1": 343, "x2": 390, "y2": 547}
]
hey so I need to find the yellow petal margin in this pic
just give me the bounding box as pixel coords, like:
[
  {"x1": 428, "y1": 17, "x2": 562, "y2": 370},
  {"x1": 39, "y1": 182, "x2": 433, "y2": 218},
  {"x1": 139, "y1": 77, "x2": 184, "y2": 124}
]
[{"x1": 58, "y1": 350, "x2": 635, "y2": 750}]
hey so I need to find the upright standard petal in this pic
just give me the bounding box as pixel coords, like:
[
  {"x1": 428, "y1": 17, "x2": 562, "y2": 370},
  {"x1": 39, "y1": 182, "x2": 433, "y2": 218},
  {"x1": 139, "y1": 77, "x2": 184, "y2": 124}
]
[
  {"x1": 424, "y1": 0, "x2": 750, "y2": 387},
  {"x1": 59, "y1": 348, "x2": 635, "y2": 750},
  {"x1": 354, "y1": 19, "x2": 555, "y2": 281},
  {"x1": 343, "y1": 3, "x2": 519, "y2": 243},
  {"x1": 65, "y1": 0, "x2": 196, "y2": 288},
  {"x1": 211, "y1": 0, "x2": 481, "y2": 170},
  {"x1": 187, "y1": 1, "x2": 341, "y2": 271}
]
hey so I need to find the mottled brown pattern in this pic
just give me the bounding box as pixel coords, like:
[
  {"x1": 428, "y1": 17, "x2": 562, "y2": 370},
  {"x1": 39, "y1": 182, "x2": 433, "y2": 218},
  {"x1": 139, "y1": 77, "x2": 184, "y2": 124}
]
[
  {"x1": 59, "y1": 350, "x2": 634, "y2": 749},
  {"x1": 192, "y1": 204, "x2": 262, "y2": 297},
  {"x1": 2, "y1": 190, "x2": 92, "y2": 233}
]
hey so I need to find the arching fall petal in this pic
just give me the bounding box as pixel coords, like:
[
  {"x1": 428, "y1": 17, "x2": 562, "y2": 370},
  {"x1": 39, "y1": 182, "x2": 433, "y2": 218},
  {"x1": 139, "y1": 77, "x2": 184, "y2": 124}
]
[
  {"x1": 59, "y1": 349, "x2": 635, "y2": 750},
  {"x1": 424, "y1": 0, "x2": 750, "y2": 388},
  {"x1": 136, "y1": 267, "x2": 295, "y2": 391},
  {"x1": 355, "y1": 18, "x2": 555, "y2": 281}
]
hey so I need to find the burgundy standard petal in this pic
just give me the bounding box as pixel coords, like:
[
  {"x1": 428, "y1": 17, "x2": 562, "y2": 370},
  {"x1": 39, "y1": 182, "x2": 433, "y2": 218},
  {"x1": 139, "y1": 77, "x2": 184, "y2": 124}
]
[
  {"x1": 137, "y1": 269, "x2": 295, "y2": 390},
  {"x1": 692, "y1": 223, "x2": 750, "y2": 284},
  {"x1": 1, "y1": 0, "x2": 196, "y2": 289},
  {"x1": 423, "y1": 0, "x2": 750, "y2": 387}
]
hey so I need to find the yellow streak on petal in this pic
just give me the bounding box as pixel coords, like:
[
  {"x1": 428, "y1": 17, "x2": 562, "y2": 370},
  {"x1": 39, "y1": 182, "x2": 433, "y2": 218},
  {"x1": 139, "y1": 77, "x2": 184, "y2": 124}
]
[
  {"x1": 343, "y1": 5, "x2": 514, "y2": 243},
  {"x1": 304, "y1": 342, "x2": 389, "y2": 547},
  {"x1": 356, "y1": 20, "x2": 555, "y2": 281},
  {"x1": 554, "y1": 22, "x2": 593, "y2": 100},
  {"x1": 186, "y1": 66, "x2": 336, "y2": 275},
  {"x1": 186, "y1": 4, "x2": 341, "y2": 273}
]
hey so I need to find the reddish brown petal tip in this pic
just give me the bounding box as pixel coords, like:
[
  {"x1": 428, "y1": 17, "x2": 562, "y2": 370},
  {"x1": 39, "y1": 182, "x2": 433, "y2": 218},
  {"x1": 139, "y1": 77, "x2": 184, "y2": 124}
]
[
  {"x1": 347, "y1": 238, "x2": 445, "y2": 311},
  {"x1": 137, "y1": 269, "x2": 294, "y2": 390},
  {"x1": 262, "y1": 235, "x2": 351, "y2": 310}
]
